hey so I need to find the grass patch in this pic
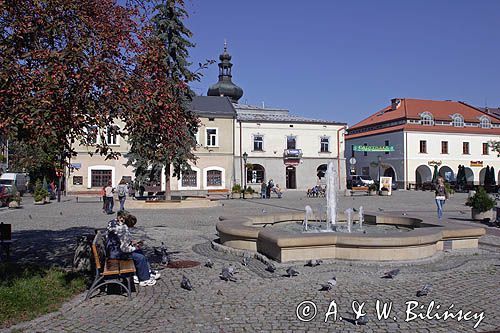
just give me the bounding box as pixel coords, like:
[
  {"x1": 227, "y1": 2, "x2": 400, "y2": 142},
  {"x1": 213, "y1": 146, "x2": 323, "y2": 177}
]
[{"x1": 0, "y1": 263, "x2": 87, "y2": 328}]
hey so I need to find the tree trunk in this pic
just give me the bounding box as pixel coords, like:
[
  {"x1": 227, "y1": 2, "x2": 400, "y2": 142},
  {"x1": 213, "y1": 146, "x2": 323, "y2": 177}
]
[{"x1": 165, "y1": 163, "x2": 171, "y2": 201}]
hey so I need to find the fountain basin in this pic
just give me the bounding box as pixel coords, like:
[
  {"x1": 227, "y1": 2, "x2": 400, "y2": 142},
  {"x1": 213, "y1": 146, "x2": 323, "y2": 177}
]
[{"x1": 216, "y1": 212, "x2": 485, "y2": 262}]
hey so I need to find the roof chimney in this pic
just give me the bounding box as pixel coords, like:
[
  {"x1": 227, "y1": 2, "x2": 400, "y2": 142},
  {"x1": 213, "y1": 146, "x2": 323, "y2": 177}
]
[{"x1": 391, "y1": 98, "x2": 401, "y2": 110}]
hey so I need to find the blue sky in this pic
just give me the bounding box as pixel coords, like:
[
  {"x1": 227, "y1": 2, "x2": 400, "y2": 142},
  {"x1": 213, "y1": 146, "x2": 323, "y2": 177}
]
[{"x1": 184, "y1": 0, "x2": 500, "y2": 125}]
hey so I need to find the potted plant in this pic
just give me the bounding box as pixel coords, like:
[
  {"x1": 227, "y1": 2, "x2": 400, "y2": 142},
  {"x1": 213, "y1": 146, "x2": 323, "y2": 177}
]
[
  {"x1": 231, "y1": 184, "x2": 241, "y2": 199},
  {"x1": 466, "y1": 187, "x2": 496, "y2": 220},
  {"x1": 368, "y1": 183, "x2": 378, "y2": 196},
  {"x1": 244, "y1": 186, "x2": 255, "y2": 198},
  {"x1": 34, "y1": 179, "x2": 48, "y2": 205}
]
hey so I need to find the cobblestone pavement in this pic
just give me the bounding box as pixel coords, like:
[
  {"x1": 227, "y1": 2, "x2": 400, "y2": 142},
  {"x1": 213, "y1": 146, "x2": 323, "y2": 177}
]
[{"x1": 1, "y1": 190, "x2": 500, "y2": 332}]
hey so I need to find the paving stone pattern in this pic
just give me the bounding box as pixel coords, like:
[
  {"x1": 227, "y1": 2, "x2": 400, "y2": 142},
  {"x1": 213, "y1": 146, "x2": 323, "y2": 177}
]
[{"x1": 1, "y1": 191, "x2": 499, "y2": 332}]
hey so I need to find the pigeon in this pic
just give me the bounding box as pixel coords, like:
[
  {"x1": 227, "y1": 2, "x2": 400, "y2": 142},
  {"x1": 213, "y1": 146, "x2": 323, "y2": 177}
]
[
  {"x1": 159, "y1": 242, "x2": 170, "y2": 265},
  {"x1": 28, "y1": 214, "x2": 32, "y2": 220},
  {"x1": 378, "y1": 208, "x2": 384, "y2": 212},
  {"x1": 205, "y1": 259, "x2": 214, "y2": 268},
  {"x1": 286, "y1": 267, "x2": 299, "y2": 277},
  {"x1": 220, "y1": 267, "x2": 237, "y2": 282},
  {"x1": 354, "y1": 314, "x2": 368, "y2": 326},
  {"x1": 265, "y1": 263, "x2": 276, "y2": 273},
  {"x1": 352, "y1": 207, "x2": 358, "y2": 212},
  {"x1": 217, "y1": 289, "x2": 223, "y2": 295},
  {"x1": 241, "y1": 253, "x2": 251, "y2": 266},
  {"x1": 59, "y1": 211, "x2": 63, "y2": 215},
  {"x1": 416, "y1": 283, "x2": 433, "y2": 297},
  {"x1": 305, "y1": 259, "x2": 323, "y2": 267},
  {"x1": 181, "y1": 275, "x2": 192, "y2": 290},
  {"x1": 320, "y1": 277, "x2": 337, "y2": 291},
  {"x1": 402, "y1": 212, "x2": 408, "y2": 216},
  {"x1": 382, "y1": 268, "x2": 400, "y2": 279},
  {"x1": 262, "y1": 209, "x2": 267, "y2": 214}
]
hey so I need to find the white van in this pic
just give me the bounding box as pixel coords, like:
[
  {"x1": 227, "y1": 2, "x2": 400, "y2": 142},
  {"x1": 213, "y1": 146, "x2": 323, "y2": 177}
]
[{"x1": 0, "y1": 173, "x2": 29, "y2": 195}]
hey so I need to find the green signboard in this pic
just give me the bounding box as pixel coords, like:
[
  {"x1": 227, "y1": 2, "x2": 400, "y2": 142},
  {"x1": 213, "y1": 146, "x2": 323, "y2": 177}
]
[{"x1": 353, "y1": 145, "x2": 395, "y2": 152}]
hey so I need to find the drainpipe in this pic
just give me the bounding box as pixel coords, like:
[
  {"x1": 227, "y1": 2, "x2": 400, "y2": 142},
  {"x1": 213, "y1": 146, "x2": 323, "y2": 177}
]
[
  {"x1": 239, "y1": 120, "x2": 243, "y2": 189},
  {"x1": 337, "y1": 126, "x2": 347, "y2": 189}
]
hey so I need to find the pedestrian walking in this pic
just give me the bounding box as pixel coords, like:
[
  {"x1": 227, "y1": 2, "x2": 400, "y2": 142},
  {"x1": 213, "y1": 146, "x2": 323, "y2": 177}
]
[
  {"x1": 117, "y1": 179, "x2": 128, "y2": 211},
  {"x1": 104, "y1": 181, "x2": 115, "y2": 214},
  {"x1": 435, "y1": 177, "x2": 448, "y2": 220},
  {"x1": 261, "y1": 181, "x2": 267, "y2": 199}
]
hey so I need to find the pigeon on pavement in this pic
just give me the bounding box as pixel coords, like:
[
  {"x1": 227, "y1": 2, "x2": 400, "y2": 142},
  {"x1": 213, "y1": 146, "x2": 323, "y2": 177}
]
[
  {"x1": 416, "y1": 283, "x2": 433, "y2": 297},
  {"x1": 286, "y1": 267, "x2": 299, "y2": 277},
  {"x1": 181, "y1": 275, "x2": 192, "y2": 291},
  {"x1": 205, "y1": 259, "x2": 214, "y2": 268},
  {"x1": 382, "y1": 268, "x2": 400, "y2": 279}
]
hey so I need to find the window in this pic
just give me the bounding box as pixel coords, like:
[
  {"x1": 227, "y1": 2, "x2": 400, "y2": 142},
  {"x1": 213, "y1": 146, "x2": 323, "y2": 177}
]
[
  {"x1": 463, "y1": 142, "x2": 470, "y2": 155},
  {"x1": 320, "y1": 137, "x2": 330, "y2": 153},
  {"x1": 247, "y1": 164, "x2": 265, "y2": 183},
  {"x1": 363, "y1": 143, "x2": 367, "y2": 156},
  {"x1": 206, "y1": 128, "x2": 218, "y2": 147},
  {"x1": 105, "y1": 126, "x2": 118, "y2": 145},
  {"x1": 286, "y1": 136, "x2": 296, "y2": 149},
  {"x1": 385, "y1": 140, "x2": 390, "y2": 155},
  {"x1": 480, "y1": 116, "x2": 491, "y2": 129},
  {"x1": 206, "y1": 170, "x2": 222, "y2": 186},
  {"x1": 419, "y1": 140, "x2": 427, "y2": 154},
  {"x1": 483, "y1": 143, "x2": 489, "y2": 155},
  {"x1": 181, "y1": 170, "x2": 197, "y2": 187},
  {"x1": 91, "y1": 170, "x2": 112, "y2": 187},
  {"x1": 253, "y1": 135, "x2": 263, "y2": 151},
  {"x1": 420, "y1": 112, "x2": 434, "y2": 126},
  {"x1": 451, "y1": 114, "x2": 464, "y2": 127},
  {"x1": 73, "y1": 176, "x2": 83, "y2": 185},
  {"x1": 441, "y1": 141, "x2": 448, "y2": 154}
]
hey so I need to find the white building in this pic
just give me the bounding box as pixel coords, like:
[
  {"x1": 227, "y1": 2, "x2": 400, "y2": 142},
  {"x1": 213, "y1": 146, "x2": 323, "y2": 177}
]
[
  {"x1": 345, "y1": 98, "x2": 500, "y2": 188},
  {"x1": 234, "y1": 104, "x2": 347, "y2": 191}
]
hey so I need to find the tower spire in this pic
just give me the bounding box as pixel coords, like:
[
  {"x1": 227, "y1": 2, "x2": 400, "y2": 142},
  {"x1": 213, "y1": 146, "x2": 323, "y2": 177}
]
[{"x1": 207, "y1": 41, "x2": 244, "y2": 103}]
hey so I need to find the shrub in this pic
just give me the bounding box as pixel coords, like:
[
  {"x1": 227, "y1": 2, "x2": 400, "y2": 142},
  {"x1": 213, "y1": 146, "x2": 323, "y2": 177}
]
[
  {"x1": 368, "y1": 183, "x2": 378, "y2": 191},
  {"x1": 466, "y1": 187, "x2": 496, "y2": 212},
  {"x1": 33, "y1": 179, "x2": 48, "y2": 202},
  {"x1": 231, "y1": 184, "x2": 241, "y2": 193},
  {"x1": 444, "y1": 183, "x2": 455, "y2": 195},
  {"x1": 245, "y1": 186, "x2": 254, "y2": 194}
]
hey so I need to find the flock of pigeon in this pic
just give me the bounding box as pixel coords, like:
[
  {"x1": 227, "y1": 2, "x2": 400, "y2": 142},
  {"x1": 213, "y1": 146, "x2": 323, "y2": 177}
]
[{"x1": 155, "y1": 243, "x2": 433, "y2": 326}]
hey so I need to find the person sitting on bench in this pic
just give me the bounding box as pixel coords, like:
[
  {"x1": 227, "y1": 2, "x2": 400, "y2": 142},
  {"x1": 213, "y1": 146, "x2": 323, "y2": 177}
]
[{"x1": 106, "y1": 211, "x2": 160, "y2": 287}]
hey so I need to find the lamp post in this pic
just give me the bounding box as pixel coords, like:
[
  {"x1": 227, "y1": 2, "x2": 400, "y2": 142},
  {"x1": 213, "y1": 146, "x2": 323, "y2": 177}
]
[
  {"x1": 377, "y1": 155, "x2": 382, "y2": 184},
  {"x1": 242, "y1": 152, "x2": 248, "y2": 199}
]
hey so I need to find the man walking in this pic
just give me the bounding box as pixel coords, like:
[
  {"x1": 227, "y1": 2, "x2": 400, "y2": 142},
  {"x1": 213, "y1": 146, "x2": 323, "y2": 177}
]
[{"x1": 104, "y1": 181, "x2": 115, "y2": 214}]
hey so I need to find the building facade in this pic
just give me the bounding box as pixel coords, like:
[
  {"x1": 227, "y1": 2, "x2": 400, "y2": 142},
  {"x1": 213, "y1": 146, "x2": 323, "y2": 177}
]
[{"x1": 346, "y1": 98, "x2": 500, "y2": 188}]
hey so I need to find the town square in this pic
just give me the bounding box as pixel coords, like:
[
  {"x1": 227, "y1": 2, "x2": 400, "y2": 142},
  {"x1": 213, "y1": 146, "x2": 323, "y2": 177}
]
[{"x1": 0, "y1": 1, "x2": 500, "y2": 332}]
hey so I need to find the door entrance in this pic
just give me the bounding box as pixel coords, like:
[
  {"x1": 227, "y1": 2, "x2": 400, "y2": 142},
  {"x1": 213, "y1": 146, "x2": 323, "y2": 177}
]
[{"x1": 286, "y1": 166, "x2": 296, "y2": 189}]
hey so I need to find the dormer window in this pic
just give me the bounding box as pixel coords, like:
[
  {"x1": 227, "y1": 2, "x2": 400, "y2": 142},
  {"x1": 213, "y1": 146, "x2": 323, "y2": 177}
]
[
  {"x1": 479, "y1": 116, "x2": 491, "y2": 129},
  {"x1": 451, "y1": 114, "x2": 464, "y2": 127},
  {"x1": 420, "y1": 112, "x2": 434, "y2": 126}
]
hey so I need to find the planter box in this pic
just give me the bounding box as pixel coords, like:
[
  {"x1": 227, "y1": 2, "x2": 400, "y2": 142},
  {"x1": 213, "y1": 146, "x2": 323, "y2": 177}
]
[
  {"x1": 471, "y1": 208, "x2": 493, "y2": 221},
  {"x1": 369, "y1": 191, "x2": 377, "y2": 196},
  {"x1": 231, "y1": 193, "x2": 241, "y2": 199},
  {"x1": 34, "y1": 201, "x2": 45, "y2": 205},
  {"x1": 379, "y1": 191, "x2": 390, "y2": 196}
]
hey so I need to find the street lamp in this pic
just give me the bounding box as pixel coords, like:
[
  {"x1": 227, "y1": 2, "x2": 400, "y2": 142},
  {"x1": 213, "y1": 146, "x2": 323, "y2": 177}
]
[
  {"x1": 242, "y1": 152, "x2": 248, "y2": 199},
  {"x1": 377, "y1": 156, "x2": 382, "y2": 183}
]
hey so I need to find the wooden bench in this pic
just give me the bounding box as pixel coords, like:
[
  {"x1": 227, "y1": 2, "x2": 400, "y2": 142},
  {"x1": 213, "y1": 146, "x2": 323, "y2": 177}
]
[
  {"x1": 207, "y1": 189, "x2": 230, "y2": 199},
  {"x1": 0, "y1": 222, "x2": 15, "y2": 261},
  {"x1": 350, "y1": 186, "x2": 369, "y2": 195},
  {"x1": 85, "y1": 231, "x2": 136, "y2": 300}
]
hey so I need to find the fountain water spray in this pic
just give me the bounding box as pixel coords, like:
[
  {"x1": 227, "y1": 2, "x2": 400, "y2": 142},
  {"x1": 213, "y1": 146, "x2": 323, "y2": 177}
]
[
  {"x1": 325, "y1": 162, "x2": 337, "y2": 231},
  {"x1": 303, "y1": 205, "x2": 313, "y2": 231},
  {"x1": 358, "y1": 206, "x2": 364, "y2": 230},
  {"x1": 344, "y1": 208, "x2": 353, "y2": 233}
]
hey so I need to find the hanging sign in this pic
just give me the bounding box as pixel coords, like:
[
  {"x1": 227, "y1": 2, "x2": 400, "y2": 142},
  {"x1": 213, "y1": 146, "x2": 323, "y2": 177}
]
[
  {"x1": 427, "y1": 160, "x2": 442, "y2": 166},
  {"x1": 353, "y1": 145, "x2": 394, "y2": 152},
  {"x1": 470, "y1": 161, "x2": 483, "y2": 167}
]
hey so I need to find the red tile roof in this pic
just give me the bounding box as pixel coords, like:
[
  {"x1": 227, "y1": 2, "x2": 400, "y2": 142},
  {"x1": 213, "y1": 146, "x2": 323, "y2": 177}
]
[
  {"x1": 346, "y1": 98, "x2": 500, "y2": 139},
  {"x1": 350, "y1": 98, "x2": 500, "y2": 130}
]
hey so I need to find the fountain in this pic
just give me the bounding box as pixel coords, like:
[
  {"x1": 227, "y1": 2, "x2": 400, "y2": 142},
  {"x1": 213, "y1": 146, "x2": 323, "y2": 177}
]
[
  {"x1": 216, "y1": 160, "x2": 485, "y2": 262},
  {"x1": 358, "y1": 206, "x2": 364, "y2": 230},
  {"x1": 325, "y1": 162, "x2": 337, "y2": 231},
  {"x1": 302, "y1": 205, "x2": 313, "y2": 231},
  {"x1": 344, "y1": 208, "x2": 353, "y2": 233}
]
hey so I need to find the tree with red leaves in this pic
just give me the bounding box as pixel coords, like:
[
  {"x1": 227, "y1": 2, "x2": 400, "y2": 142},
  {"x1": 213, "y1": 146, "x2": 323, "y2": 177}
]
[{"x1": 0, "y1": 0, "x2": 136, "y2": 171}]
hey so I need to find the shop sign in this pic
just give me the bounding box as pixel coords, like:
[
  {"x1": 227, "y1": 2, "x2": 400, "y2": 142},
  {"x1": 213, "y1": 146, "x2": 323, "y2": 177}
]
[{"x1": 470, "y1": 161, "x2": 483, "y2": 167}]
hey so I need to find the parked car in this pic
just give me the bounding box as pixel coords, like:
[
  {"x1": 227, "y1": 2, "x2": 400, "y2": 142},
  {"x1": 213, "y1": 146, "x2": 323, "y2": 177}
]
[
  {"x1": 347, "y1": 175, "x2": 375, "y2": 188},
  {"x1": 0, "y1": 173, "x2": 29, "y2": 195}
]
